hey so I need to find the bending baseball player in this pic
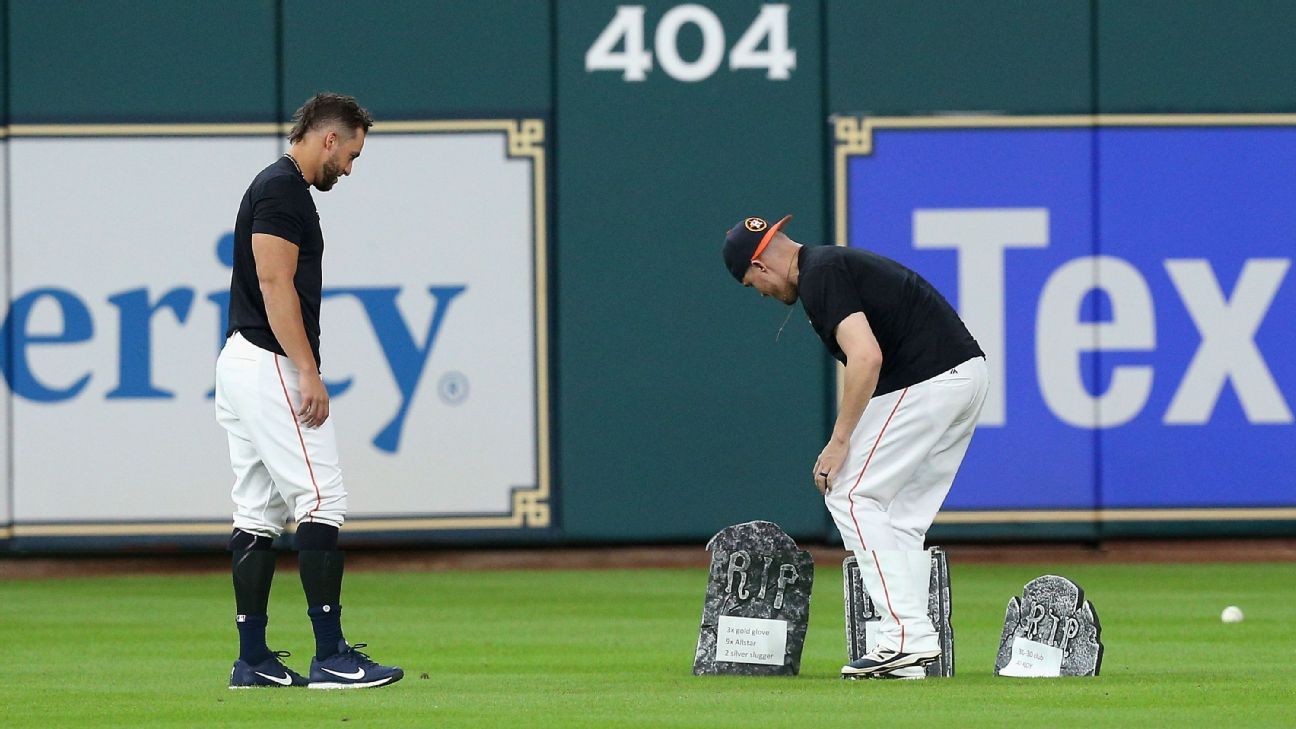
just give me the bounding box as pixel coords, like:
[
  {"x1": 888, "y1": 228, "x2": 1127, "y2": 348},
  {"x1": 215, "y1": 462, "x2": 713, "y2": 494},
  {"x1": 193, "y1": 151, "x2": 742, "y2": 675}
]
[{"x1": 723, "y1": 215, "x2": 987, "y2": 679}]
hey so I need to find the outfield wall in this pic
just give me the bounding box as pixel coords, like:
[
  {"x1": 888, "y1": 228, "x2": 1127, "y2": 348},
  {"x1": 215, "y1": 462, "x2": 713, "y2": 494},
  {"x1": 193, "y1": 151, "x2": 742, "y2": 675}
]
[{"x1": 0, "y1": 1, "x2": 1293, "y2": 550}]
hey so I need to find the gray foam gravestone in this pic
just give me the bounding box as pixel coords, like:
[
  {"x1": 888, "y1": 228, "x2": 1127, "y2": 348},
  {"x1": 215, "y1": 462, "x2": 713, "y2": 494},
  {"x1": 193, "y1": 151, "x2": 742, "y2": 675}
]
[
  {"x1": 693, "y1": 521, "x2": 814, "y2": 676},
  {"x1": 994, "y1": 575, "x2": 1103, "y2": 677},
  {"x1": 843, "y1": 548, "x2": 955, "y2": 677}
]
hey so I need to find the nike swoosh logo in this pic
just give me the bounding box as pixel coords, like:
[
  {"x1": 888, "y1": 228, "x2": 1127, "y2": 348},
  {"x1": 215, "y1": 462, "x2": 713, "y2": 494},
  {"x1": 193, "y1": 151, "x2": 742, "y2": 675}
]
[
  {"x1": 255, "y1": 671, "x2": 293, "y2": 686},
  {"x1": 321, "y1": 667, "x2": 365, "y2": 680}
]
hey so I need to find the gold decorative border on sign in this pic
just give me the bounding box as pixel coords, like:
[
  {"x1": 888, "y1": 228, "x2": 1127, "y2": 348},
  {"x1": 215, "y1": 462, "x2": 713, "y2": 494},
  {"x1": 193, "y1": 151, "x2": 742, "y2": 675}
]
[
  {"x1": 833, "y1": 112, "x2": 1296, "y2": 526},
  {"x1": 1, "y1": 119, "x2": 551, "y2": 538}
]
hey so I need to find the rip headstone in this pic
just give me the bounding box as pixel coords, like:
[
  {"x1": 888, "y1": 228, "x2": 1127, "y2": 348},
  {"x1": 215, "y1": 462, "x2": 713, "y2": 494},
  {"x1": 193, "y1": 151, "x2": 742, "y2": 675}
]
[
  {"x1": 843, "y1": 547, "x2": 955, "y2": 677},
  {"x1": 995, "y1": 574, "x2": 1103, "y2": 677},
  {"x1": 693, "y1": 521, "x2": 814, "y2": 676}
]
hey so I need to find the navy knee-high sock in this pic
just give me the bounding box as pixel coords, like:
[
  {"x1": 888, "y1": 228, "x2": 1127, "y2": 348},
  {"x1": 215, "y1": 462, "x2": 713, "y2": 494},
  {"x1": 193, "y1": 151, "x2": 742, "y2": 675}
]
[
  {"x1": 230, "y1": 529, "x2": 276, "y2": 665},
  {"x1": 297, "y1": 523, "x2": 346, "y2": 659}
]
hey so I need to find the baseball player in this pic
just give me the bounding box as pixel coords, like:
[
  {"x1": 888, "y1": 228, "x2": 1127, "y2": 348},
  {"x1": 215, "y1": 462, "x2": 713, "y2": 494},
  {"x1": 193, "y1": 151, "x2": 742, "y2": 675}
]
[
  {"x1": 218, "y1": 92, "x2": 402, "y2": 689},
  {"x1": 723, "y1": 215, "x2": 987, "y2": 679}
]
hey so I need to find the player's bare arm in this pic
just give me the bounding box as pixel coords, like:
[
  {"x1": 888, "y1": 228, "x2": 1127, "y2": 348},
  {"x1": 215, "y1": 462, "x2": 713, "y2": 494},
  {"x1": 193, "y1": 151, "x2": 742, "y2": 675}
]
[
  {"x1": 813, "y1": 312, "x2": 883, "y2": 494},
  {"x1": 252, "y1": 232, "x2": 329, "y2": 428}
]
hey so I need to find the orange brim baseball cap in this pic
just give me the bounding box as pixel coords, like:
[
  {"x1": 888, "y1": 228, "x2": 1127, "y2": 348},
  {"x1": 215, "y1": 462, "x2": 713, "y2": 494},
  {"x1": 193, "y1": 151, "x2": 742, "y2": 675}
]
[{"x1": 722, "y1": 214, "x2": 793, "y2": 281}]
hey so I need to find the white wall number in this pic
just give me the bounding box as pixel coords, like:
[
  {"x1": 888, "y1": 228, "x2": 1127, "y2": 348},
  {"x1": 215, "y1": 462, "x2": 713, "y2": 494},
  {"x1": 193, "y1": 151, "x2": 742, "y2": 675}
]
[
  {"x1": 585, "y1": 4, "x2": 796, "y2": 83},
  {"x1": 655, "y1": 5, "x2": 726, "y2": 83},
  {"x1": 729, "y1": 5, "x2": 796, "y2": 80},
  {"x1": 585, "y1": 6, "x2": 653, "y2": 82}
]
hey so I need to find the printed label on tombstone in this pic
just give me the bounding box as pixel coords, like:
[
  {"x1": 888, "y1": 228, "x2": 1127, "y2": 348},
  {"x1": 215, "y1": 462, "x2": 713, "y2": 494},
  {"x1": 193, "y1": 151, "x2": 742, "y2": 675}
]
[
  {"x1": 998, "y1": 637, "x2": 1064, "y2": 677},
  {"x1": 715, "y1": 616, "x2": 788, "y2": 666}
]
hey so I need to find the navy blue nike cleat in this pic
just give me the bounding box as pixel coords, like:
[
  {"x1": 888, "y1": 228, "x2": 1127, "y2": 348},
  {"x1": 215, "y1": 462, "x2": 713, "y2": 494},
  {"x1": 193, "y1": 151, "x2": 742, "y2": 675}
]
[
  {"x1": 229, "y1": 651, "x2": 310, "y2": 688},
  {"x1": 308, "y1": 641, "x2": 404, "y2": 689},
  {"x1": 840, "y1": 647, "x2": 940, "y2": 678}
]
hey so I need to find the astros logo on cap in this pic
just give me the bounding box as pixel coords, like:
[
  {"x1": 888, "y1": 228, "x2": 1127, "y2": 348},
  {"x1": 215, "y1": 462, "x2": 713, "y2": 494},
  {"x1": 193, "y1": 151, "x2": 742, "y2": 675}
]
[{"x1": 745, "y1": 217, "x2": 767, "y2": 232}]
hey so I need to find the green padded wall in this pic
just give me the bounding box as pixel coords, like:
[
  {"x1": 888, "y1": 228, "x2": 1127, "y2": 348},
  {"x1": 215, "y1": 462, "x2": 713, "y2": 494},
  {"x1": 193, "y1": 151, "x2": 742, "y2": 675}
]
[
  {"x1": 555, "y1": 0, "x2": 831, "y2": 540},
  {"x1": 827, "y1": 0, "x2": 1093, "y2": 115},
  {"x1": 1097, "y1": 0, "x2": 1296, "y2": 112},
  {"x1": 3, "y1": 0, "x2": 1293, "y2": 546},
  {"x1": 8, "y1": 0, "x2": 276, "y2": 123},
  {"x1": 281, "y1": 0, "x2": 551, "y2": 120}
]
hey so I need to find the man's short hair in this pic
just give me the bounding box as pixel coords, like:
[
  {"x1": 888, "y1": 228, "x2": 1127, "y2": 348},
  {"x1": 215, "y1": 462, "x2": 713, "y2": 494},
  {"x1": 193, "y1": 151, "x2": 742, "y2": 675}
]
[{"x1": 287, "y1": 92, "x2": 374, "y2": 144}]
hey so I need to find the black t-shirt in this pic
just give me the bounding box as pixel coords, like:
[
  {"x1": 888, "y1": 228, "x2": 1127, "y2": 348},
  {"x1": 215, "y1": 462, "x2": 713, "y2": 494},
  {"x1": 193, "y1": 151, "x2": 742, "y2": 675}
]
[
  {"x1": 797, "y1": 245, "x2": 984, "y2": 396},
  {"x1": 226, "y1": 156, "x2": 325, "y2": 368}
]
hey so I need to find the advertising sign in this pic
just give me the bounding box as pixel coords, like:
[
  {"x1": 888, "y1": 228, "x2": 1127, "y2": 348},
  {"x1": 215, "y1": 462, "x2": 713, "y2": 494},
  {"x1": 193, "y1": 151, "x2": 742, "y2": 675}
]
[
  {"x1": 836, "y1": 116, "x2": 1296, "y2": 521},
  {"x1": 4, "y1": 120, "x2": 550, "y2": 541}
]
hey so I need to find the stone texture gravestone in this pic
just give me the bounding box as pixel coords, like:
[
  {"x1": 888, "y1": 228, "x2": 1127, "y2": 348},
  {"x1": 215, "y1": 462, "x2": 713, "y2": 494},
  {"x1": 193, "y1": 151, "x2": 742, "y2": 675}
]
[
  {"x1": 843, "y1": 547, "x2": 955, "y2": 677},
  {"x1": 995, "y1": 574, "x2": 1103, "y2": 677},
  {"x1": 693, "y1": 521, "x2": 814, "y2": 676}
]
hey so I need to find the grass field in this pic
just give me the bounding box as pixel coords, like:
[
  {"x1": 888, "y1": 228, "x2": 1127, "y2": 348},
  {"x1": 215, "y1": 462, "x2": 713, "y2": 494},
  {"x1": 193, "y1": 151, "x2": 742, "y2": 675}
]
[{"x1": 2, "y1": 561, "x2": 1294, "y2": 727}]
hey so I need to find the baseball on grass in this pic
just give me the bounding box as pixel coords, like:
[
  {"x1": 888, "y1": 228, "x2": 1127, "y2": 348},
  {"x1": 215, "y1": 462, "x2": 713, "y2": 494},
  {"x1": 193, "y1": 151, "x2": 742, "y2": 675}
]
[{"x1": 1220, "y1": 605, "x2": 1244, "y2": 623}]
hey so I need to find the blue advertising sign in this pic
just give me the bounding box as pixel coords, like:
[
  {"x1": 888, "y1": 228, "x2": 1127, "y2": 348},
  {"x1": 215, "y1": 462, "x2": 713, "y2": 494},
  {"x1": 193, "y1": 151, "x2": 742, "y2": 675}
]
[{"x1": 837, "y1": 117, "x2": 1296, "y2": 516}]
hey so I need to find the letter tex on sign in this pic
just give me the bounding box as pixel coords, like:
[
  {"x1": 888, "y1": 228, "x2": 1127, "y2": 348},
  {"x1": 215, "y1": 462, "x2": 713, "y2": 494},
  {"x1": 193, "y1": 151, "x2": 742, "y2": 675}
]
[{"x1": 914, "y1": 209, "x2": 1290, "y2": 428}]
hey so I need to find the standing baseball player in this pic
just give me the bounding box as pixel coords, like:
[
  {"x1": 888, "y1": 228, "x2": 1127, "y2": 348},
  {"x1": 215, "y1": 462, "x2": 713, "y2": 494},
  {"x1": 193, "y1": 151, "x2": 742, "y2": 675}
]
[
  {"x1": 218, "y1": 92, "x2": 402, "y2": 689},
  {"x1": 723, "y1": 215, "x2": 987, "y2": 679}
]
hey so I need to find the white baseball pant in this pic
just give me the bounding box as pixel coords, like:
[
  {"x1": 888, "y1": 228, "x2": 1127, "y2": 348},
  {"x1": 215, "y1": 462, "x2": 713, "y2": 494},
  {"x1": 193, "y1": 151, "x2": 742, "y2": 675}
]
[
  {"x1": 825, "y1": 356, "x2": 987, "y2": 654},
  {"x1": 215, "y1": 332, "x2": 348, "y2": 537}
]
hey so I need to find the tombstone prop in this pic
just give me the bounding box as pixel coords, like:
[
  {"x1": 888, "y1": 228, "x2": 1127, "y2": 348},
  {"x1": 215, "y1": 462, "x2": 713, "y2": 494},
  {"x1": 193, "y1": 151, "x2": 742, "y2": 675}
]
[
  {"x1": 693, "y1": 521, "x2": 814, "y2": 676},
  {"x1": 995, "y1": 574, "x2": 1103, "y2": 677},
  {"x1": 843, "y1": 547, "x2": 954, "y2": 677}
]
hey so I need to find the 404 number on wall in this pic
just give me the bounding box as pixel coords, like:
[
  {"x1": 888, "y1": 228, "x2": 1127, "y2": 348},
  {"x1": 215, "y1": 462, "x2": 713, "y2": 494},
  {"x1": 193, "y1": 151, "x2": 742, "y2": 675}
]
[{"x1": 586, "y1": 4, "x2": 796, "y2": 82}]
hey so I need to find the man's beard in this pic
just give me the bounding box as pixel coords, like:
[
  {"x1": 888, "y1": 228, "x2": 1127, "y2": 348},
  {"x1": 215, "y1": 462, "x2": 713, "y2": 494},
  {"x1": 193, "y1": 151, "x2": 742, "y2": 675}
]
[{"x1": 315, "y1": 158, "x2": 343, "y2": 191}]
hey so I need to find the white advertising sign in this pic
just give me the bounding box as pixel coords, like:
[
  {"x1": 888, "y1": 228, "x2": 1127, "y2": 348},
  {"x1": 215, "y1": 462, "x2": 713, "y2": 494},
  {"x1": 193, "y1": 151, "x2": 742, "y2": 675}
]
[
  {"x1": 5, "y1": 121, "x2": 549, "y2": 538},
  {"x1": 0, "y1": 141, "x2": 9, "y2": 532}
]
